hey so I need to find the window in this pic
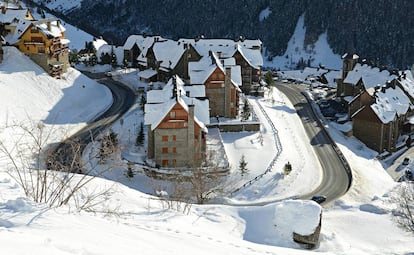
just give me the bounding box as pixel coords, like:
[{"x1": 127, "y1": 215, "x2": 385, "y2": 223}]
[
  {"x1": 170, "y1": 111, "x2": 176, "y2": 118},
  {"x1": 172, "y1": 135, "x2": 176, "y2": 141},
  {"x1": 162, "y1": 135, "x2": 168, "y2": 142},
  {"x1": 162, "y1": 160, "x2": 169, "y2": 166},
  {"x1": 172, "y1": 147, "x2": 177, "y2": 153},
  {"x1": 172, "y1": 159, "x2": 177, "y2": 166},
  {"x1": 162, "y1": 147, "x2": 168, "y2": 154}
]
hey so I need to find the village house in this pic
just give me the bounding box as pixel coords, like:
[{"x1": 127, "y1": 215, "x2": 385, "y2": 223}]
[
  {"x1": 336, "y1": 53, "x2": 396, "y2": 100},
  {"x1": 189, "y1": 51, "x2": 241, "y2": 118},
  {"x1": 136, "y1": 37, "x2": 202, "y2": 82},
  {"x1": 0, "y1": 6, "x2": 70, "y2": 77},
  {"x1": 335, "y1": 53, "x2": 414, "y2": 154},
  {"x1": 351, "y1": 82, "x2": 413, "y2": 153},
  {"x1": 180, "y1": 37, "x2": 263, "y2": 94},
  {"x1": 144, "y1": 76, "x2": 209, "y2": 168}
]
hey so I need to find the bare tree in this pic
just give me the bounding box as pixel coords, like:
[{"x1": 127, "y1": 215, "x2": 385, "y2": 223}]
[
  {"x1": 190, "y1": 150, "x2": 227, "y2": 204},
  {"x1": 392, "y1": 182, "x2": 414, "y2": 233},
  {"x1": 0, "y1": 121, "x2": 119, "y2": 211}
]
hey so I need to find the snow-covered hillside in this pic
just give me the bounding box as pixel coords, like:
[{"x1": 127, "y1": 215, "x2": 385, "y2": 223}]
[
  {"x1": 265, "y1": 15, "x2": 342, "y2": 70},
  {"x1": 0, "y1": 46, "x2": 112, "y2": 138}
]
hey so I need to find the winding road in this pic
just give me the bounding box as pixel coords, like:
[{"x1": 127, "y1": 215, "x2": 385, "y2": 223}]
[
  {"x1": 276, "y1": 82, "x2": 351, "y2": 203},
  {"x1": 52, "y1": 73, "x2": 136, "y2": 171}
]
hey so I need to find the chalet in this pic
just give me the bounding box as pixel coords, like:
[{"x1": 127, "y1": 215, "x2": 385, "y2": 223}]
[
  {"x1": 12, "y1": 18, "x2": 70, "y2": 77},
  {"x1": 189, "y1": 52, "x2": 241, "y2": 118},
  {"x1": 123, "y1": 34, "x2": 146, "y2": 67},
  {"x1": 0, "y1": 8, "x2": 34, "y2": 37},
  {"x1": 145, "y1": 76, "x2": 209, "y2": 167},
  {"x1": 0, "y1": 5, "x2": 70, "y2": 78},
  {"x1": 336, "y1": 53, "x2": 396, "y2": 100},
  {"x1": 180, "y1": 38, "x2": 263, "y2": 94},
  {"x1": 351, "y1": 83, "x2": 413, "y2": 153}
]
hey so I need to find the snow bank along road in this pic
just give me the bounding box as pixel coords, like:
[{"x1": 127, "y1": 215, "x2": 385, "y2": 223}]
[
  {"x1": 276, "y1": 82, "x2": 352, "y2": 203},
  {"x1": 54, "y1": 73, "x2": 136, "y2": 168}
]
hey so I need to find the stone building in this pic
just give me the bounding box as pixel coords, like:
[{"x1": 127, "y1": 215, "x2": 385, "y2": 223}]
[
  {"x1": 145, "y1": 76, "x2": 209, "y2": 167},
  {"x1": 189, "y1": 51, "x2": 241, "y2": 118}
]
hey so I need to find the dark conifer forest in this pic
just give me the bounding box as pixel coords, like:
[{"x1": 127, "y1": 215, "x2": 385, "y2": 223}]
[{"x1": 36, "y1": 0, "x2": 414, "y2": 68}]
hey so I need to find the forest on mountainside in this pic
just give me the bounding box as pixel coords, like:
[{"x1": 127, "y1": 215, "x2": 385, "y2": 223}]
[{"x1": 32, "y1": 0, "x2": 414, "y2": 68}]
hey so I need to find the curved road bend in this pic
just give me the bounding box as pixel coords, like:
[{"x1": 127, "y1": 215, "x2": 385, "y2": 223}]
[
  {"x1": 276, "y1": 82, "x2": 350, "y2": 203},
  {"x1": 54, "y1": 73, "x2": 136, "y2": 169}
]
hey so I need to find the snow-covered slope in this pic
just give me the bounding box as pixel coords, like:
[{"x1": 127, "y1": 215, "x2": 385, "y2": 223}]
[
  {"x1": 0, "y1": 46, "x2": 112, "y2": 135},
  {"x1": 265, "y1": 15, "x2": 342, "y2": 70}
]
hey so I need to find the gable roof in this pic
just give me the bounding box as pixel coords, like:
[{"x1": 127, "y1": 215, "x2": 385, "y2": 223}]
[
  {"x1": 145, "y1": 76, "x2": 209, "y2": 131},
  {"x1": 179, "y1": 38, "x2": 263, "y2": 69},
  {"x1": 153, "y1": 39, "x2": 187, "y2": 70},
  {"x1": 370, "y1": 85, "x2": 412, "y2": 124},
  {"x1": 344, "y1": 63, "x2": 396, "y2": 90},
  {"x1": 189, "y1": 52, "x2": 241, "y2": 89}
]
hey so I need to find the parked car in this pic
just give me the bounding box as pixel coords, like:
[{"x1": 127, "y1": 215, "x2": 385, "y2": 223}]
[
  {"x1": 311, "y1": 195, "x2": 327, "y2": 204},
  {"x1": 403, "y1": 157, "x2": 410, "y2": 165}
]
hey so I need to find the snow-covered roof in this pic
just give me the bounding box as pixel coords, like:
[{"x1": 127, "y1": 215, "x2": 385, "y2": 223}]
[
  {"x1": 153, "y1": 39, "x2": 186, "y2": 70},
  {"x1": 183, "y1": 85, "x2": 206, "y2": 98},
  {"x1": 123, "y1": 34, "x2": 145, "y2": 50},
  {"x1": 396, "y1": 71, "x2": 414, "y2": 100},
  {"x1": 179, "y1": 38, "x2": 262, "y2": 69},
  {"x1": 230, "y1": 65, "x2": 242, "y2": 86},
  {"x1": 344, "y1": 63, "x2": 396, "y2": 90},
  {"x1": 145, "y1": 76, "x2": 210, "y2": 132},
  {"x1": 33, "y1": 18, "x2": 66, "y2": 38},
  {"x1": 4, "y1": 18, "x2": 30, "y2": 44},
  {"x1": 138, "y1": 69, "x2": 157, "y2": 79},
  {"x1": 189, "y1": 53, "x2": 241, "y2": 89},
  {"x1": 0, "y1": 9, "x2": 29, "y2": 23},
  {"x1": 93, "y1": 38, "x2": 107, "y2": 50},
  {"x1": 96, "y1": 44, "x2": 123, "y2": 65},
  {"x1": 145, "y1": 76, "x2": 209, "y2": 130},
  {"x1": 370, "y1": 85, "x2": 412, "y2": 124},
  {"x1": 189, "y1": 56, "x2": 218, "y2": 85}
]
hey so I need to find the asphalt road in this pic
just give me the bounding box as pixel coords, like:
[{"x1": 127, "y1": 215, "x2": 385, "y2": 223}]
[
  {"x1": 52, "y1": 73, "x2": 136, "y2": 171},
  {"x1": 276, "y1": 82, "x2": 351, "y2": 203}
]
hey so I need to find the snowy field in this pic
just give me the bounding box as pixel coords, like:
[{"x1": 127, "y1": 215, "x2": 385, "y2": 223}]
[
  {"x1": 0, "y1": 3, "x2": 413, "y2": 254},
  {"x1": 0, "y1": 46, "x2": 413, "y2": 254}
]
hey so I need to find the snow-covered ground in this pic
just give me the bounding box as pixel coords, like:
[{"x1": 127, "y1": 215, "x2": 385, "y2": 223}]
[
  {"x1": 0, "y1": 45, "x2": 413, "y2": 254},
  {"x1": 0, "y1": 3, "x2": 413, "y2": 253}
]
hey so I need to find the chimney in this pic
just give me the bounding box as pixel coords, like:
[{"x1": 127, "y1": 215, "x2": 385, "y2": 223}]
[
  {"x1": 381, "y1": 85, "x2": 386, "y2": 93},
  {"x1": 47, "y1": 21, "x2": 51, "y2": 31},
  {"x1": 224, "y1": 67, "x2": 232, "y2": 118},
  {"x1": 172, "y1": 76, "x2": 179, "y2": 101},
  {"x1": 217, "y1": 51, "x2": 222, "y2": 59},
  {"x1": 1, "y1": 6, "x2": 6, "y2": 14}
]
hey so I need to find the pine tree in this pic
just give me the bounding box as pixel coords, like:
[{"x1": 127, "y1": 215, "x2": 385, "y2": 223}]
[
  {"x1": 136, "y1": 122, "x2": 145, "y2": 146},
  {"x1": 241, "y1": 99, "x2": 251, "y2": 121},
  {"x1": 239, "y1": 155, "x2": 248, "y2": 176},
  {"x1": 111, "y1": 46, "x2": 117, "y2": 68},
  {"x1": 89, "y1": 51, "x2": 98, "y2": 66}
]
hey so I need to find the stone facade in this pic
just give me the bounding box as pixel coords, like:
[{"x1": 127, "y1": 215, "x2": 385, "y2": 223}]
[{"x1": 147, "y1": 104, "x2": 206, "y2": 168}]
